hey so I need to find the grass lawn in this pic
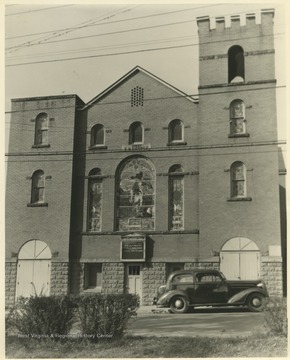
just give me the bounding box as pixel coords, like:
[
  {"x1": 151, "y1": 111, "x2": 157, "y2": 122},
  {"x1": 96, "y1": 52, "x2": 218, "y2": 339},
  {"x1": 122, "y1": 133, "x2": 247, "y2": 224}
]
[{"x1": 6, "y1": 334, "x2": 287, "y2": 358}]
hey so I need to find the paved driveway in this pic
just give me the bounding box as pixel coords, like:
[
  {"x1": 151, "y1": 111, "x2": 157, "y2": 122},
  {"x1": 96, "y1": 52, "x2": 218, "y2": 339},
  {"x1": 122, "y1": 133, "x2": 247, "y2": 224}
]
[{"x1": 127, "y1": 307, "x2": 266, "y2": 337}]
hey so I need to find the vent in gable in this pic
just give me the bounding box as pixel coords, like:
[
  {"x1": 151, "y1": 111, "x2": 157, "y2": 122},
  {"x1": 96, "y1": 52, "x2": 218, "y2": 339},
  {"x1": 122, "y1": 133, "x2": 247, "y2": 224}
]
[{"x1": 131, "y1": 86, "x2": 144, "y2": 107}]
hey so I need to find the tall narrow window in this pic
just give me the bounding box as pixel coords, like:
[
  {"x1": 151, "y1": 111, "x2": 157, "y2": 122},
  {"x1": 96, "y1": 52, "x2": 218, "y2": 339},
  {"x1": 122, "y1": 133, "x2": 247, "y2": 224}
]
[
  {"x1": 129, "y1": 122, "x2": 143, "y2": 144},
  {"x1": 228, "y1": 45, "x2": 244, "y2": 83},
  {"x1": 169, "y1": 119, "x2": 183, "y2": 143},
  {"x1": 88, "y1": 168, "x2": 102, "y2": 232},
  {"x1": 116, "y1": 157, "x2": 155, "y2": 231},
  {"x1": 230, "y1": 100, "x2": 246, "y2": 135},
  {"x1": 91, "y1": 124, "x2": 104, "y2": 147},
  {"x1": 169, "y1": 165, "x2": 184, "y2": 230},
  {"x1": 31, "y1": 170, "x2": 45, "y2": 203},
  {"x1": 34, "y1": 113, "x2": 49, "y2": 145},
  {"x1": 231, "y1": 161, "x2": 246, "y2": 198}
]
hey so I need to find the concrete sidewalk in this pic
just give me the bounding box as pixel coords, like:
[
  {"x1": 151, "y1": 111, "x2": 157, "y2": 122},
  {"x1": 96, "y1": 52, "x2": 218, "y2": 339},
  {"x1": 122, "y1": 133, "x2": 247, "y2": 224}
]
[{"x1": 137, "y1": 305, "x2": 169, "y2": 314}]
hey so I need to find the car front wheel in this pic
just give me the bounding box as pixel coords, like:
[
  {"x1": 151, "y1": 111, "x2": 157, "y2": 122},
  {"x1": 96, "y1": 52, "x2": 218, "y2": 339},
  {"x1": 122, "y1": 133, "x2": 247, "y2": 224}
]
[
  {"x1": 246, "y1": 293, "x2": 265, "y2": 312},
  {"x1": 170, "y1": 296, "x2": 189, "y2": 314}
]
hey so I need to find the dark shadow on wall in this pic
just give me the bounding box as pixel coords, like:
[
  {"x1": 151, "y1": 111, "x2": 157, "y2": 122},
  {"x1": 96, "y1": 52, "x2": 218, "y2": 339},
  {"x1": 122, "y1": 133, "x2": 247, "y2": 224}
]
[{"x1": 279, "y1": 185, "x2": 287, "y2": 297}]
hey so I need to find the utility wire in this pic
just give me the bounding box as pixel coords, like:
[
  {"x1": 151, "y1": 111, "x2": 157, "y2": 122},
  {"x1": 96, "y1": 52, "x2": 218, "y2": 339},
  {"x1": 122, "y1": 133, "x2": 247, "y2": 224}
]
[
  {"x1": 4, "y1": 84, "x2": 286, "y2": 116},
  {"x1": 6, "y1": 31, "x2": 284, "y2": 67},
  {"x1": 5, "y1": 5, "x2": 73, "y2": 17},
  {"x1": 6, "y1": 5, "x2": 140, "y2": 54},
  {"x1": 5, "y1": 147, "x2": 287, "y2": 163},
  {"x1": 5, "y1": 4, "x2": 223, "y2": 41}
]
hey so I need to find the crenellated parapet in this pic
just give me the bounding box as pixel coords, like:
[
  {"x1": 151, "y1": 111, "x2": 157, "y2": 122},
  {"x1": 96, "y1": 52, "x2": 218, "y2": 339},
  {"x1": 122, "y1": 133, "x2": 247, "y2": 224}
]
[{"x1": 197, "y1": 9, "x2": 274, "y2": 35}]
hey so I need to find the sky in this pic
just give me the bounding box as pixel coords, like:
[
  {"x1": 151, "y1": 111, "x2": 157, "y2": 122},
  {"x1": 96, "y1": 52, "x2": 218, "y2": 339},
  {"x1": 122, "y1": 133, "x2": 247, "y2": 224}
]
[{"x1": 3, "y1": 1, "x2": 288, "y2": 151}]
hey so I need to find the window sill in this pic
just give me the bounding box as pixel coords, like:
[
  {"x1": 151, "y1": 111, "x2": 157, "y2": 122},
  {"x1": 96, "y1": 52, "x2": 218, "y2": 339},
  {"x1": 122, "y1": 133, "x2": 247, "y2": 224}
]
[
  {"x1": 167, "y1": 141, "x2": 187, "y2": 146},
  {"x1": 89, "y1": 145, "x2": 107, "y2": 150},
  {"x1": 27, "y1": 203, "x2": 48, "y2": 207},
  {"x1": 83, "y1": 288, "x2": 102, "y2": 293},
  {"x1": 227, "y1": 197, "x2": 252, "y2": 202},
  {"x1": 32, "y1": 144, "x2": 50, "y2": 148},
  {"x1": 228, "y1": 133, "x2": 250, "y2": 138}
]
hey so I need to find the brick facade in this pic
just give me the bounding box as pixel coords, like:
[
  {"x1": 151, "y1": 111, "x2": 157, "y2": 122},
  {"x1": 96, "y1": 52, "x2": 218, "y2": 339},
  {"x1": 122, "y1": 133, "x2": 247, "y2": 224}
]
[{"x1": 5, "y1": 9, "x2": 285, "y2": 306}]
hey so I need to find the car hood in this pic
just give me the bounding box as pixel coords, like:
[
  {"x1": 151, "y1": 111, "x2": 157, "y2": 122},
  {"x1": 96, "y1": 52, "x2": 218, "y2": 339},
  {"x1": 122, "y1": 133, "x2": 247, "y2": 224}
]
[{"x1": 226, "y1": 280, "x2": 262, "y2": 286}]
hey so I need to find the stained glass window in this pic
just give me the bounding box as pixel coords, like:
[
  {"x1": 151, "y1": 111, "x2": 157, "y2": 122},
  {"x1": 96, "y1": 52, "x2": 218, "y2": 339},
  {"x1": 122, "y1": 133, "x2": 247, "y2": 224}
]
[
  {"x1": 31, "y1": 170, "x2": 45, "y2": 203},
  {"x1": 91, "y1": 124, "x2": 104, "y2": 146},
  {"x1": 231, "y1": 161, "x2": 246, "y2": 197},
  {"x1": 88, "y1": 168, "x2": 102, "y2": 232},
  {"x1": 169, "y1": 165, "x2": 184, "y2": 230},
  {"x1": 35, "y1": 113, "x2": 48, "y2": 145},
  {"x1": 230, "y1": 100, "x2": 246, "y2": 135},
  {"x1": 117, "y1": 157, "x2": 155, "y2": 231}
]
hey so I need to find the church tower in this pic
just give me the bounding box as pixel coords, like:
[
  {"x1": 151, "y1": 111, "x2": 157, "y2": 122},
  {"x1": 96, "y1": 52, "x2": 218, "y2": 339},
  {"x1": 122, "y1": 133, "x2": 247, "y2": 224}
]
[{"x1": 196, "y1": 9, "x2": 282, "y2": 295}]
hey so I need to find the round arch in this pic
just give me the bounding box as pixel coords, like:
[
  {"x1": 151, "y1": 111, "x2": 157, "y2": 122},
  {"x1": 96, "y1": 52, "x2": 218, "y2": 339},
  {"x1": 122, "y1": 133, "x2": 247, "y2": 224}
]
[
  {"x1": 220, "y1": 237, "x2": 260, "y2": 280},
  {"x1": 16, "y1": 240, "x2": 51, "y2": 299}
]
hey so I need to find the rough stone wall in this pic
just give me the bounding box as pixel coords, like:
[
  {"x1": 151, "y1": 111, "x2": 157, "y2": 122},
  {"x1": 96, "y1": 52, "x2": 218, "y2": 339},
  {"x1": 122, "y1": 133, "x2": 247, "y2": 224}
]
[
  {"x1": 102, "y1": 262, "x2": 125, "y2": 294},
  {"x1": 50, "y1": 262, "x2": 70, "y2": 296},
  {"x1": 142, "y1": 262, "x2": 166, "y2": 305},
  {"x1": 261, "y1": 259, "x2": 283, "y2": 296},
  {"x1": 5, "y1": 262, "x2": 17, "y2": 307}
]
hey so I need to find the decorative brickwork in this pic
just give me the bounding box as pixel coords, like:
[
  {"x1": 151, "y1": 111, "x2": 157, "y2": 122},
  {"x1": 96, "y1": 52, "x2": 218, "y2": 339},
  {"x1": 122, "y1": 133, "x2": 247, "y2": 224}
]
[
  {"x1": 50, "y1": 262, "x2": 69, "y2": 296},
  {"x1": 142, "y1": 263, "x2": 166, "y2": 305},
  {"x1": 102, "y1": 262, "x2": 125, "y2": 294},
  {"x1": 5, "y1": 262, "x2": 17, "y2": 306},
  {"x1": 261, "y1": 259, "x2": 283, "y2": 296}
]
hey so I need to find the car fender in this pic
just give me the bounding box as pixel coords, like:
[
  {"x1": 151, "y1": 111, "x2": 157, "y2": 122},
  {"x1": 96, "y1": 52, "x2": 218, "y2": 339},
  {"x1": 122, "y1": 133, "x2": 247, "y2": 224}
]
[
  {"x1": 157, "y1": 290, "x2": 189, "y2": 306},
  {"x1": 228, "y1": 288, "x2": 268, "y2": 305}
]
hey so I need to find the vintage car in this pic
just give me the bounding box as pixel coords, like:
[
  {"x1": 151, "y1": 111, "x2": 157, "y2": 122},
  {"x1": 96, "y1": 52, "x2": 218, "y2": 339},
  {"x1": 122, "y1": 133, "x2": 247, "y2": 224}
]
[{"x1": 153, "y1": 269, "x2": 268, "y2": 313}]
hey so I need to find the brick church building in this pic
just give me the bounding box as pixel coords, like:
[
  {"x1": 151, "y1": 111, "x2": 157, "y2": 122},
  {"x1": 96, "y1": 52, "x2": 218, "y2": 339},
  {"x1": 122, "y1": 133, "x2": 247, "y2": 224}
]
[{"x1": 6, "y1": 9, "x2": 285, "y2": 305}]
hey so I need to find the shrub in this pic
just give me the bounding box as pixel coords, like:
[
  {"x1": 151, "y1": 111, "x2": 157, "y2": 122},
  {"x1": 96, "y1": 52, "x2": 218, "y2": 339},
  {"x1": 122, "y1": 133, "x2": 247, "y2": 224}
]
[
  {"x1": 6, "y1": 295, "x2": 76, "y2": 337},
  {"x1": 264, "y1": 297, "x2": 287, "y2": 337},
  {"x1": 76, "y1": 293, "x2": 139, "y2": 341}
]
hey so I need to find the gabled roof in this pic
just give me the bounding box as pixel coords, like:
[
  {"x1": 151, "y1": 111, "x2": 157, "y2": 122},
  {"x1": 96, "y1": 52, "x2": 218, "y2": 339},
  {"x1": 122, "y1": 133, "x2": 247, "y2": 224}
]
[{"x1": 80, "y1": 65, "x2": 198, "y2": 110}]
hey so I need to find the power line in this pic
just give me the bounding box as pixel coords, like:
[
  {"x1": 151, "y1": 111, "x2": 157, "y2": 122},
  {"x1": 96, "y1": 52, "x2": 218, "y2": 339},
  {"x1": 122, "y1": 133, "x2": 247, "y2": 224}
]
[
  {"x1": 5, "y1": 4, "x2": 222, "y2": 41},
  {"x1": 6, "y1": 5, "x2": 140, "y2": 54},
  {"x1": 5, "y1": 5, "x2": 73, "y2": 17},
  {"x1": 4, "y1": 84, "x2": 286, "y2": 116},
  {"x1": 6, "y1": 31, "x2": 284, "y2": 67},
  {"x1": 7, "y1": 35, "x2": 196, "y2": 61},
  {"x1": 5, "y1": 146, "x2": 287, "y2": 163}
]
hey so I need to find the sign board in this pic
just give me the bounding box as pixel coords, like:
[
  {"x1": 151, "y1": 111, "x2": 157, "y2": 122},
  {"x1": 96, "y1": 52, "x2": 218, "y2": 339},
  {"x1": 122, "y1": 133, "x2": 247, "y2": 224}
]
[{"x1": 121, "y1": 235, "x2": 146, "y2": 261}]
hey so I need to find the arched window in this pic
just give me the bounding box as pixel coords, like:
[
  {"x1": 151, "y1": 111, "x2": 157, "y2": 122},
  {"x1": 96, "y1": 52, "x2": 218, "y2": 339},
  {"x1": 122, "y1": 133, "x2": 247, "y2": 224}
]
[
  {"x1": 169, "y1": 165, "x2": 184, "y2": 230},
  {"x1": 230, "y1": 100, "x2": 246, "y2": 135},
  {"x1": 31, "y1": 170, "x2": 45, "y2": 203},
  {"x1": 87, "y1": 168, "x2": 102, "y2": 232},
  {"x1": 116, "y1": 157, "x2": 155, "y2": 231},
  {"x1": 169, "y1": 119, "x2": 183, "y2": 143},
  {"x1": 129, "y1": 122, "x2": 143, "y2": 144},
  {"x1": 230, "y1": 161, "x2": 246, "y2": 198},
  {"x1": 34, "y1": 113, "x2": 49, "y2": 145},
  {"x1": 228, "y1": 45, "x2": 245, "y2": 83},
  {"x1": 91, "y1": 124, "x2": 104, "y2": 147}
]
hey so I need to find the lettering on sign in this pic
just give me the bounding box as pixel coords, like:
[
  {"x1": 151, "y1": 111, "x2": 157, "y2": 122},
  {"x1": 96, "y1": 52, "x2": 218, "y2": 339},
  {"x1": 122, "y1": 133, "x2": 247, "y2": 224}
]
[{"x1": 121, "y1": 239, "x2": 145, "y2": 261}]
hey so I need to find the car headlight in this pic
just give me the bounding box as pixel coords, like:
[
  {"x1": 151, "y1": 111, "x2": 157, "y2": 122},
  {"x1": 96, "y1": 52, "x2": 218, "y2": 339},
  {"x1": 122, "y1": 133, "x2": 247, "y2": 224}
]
[{"x1": 257, "y1": 282, "x2": 264, "y2": 288}]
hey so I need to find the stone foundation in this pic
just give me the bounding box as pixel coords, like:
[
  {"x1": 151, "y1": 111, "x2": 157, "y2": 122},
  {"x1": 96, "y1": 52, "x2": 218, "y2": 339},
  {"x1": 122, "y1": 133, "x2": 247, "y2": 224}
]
[
  {"x1": 102, "y1": 262, "x2": 125, "y2": 294},
  {"x1": 142, "y1": 262, "x2": 166, "y2": 305},
  {"x1": 70, "y1": 261, "x2": 84, "y2": 294},
  {"x1": 261, "y1": 258, "x2": 283, "y2": 296},
  {"x1": 5, "y1": 261, "x2": 17, "y2": 307},
  {"x1": 50, "y1": 262, "x2": 70, "y2": 296},
  {"x1": 184, "y1": 261, "x2": 220, "y2": 270}
]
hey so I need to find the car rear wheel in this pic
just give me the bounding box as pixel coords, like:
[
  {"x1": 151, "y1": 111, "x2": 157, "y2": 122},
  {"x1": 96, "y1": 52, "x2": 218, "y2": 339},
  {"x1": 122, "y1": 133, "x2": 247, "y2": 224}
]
[
  {"x1": 246, "y1": 293, "x2": 265, "y2": 312},
  {"x1": 170, "y1": 296, "x2": 189, "y2": 314}
]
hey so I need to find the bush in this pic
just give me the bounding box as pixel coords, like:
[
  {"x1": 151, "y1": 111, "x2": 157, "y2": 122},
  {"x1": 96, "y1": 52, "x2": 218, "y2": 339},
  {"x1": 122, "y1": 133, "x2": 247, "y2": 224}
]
[
  {"x1": 6, "y1": 295, "x2": 76, "y2": 337},
  {"x1": 264, "y1": 297, "x2": 287, "y2": 337},
  {"x1": 76, "y1": 294, "x2": 139, "y2": 341}
]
